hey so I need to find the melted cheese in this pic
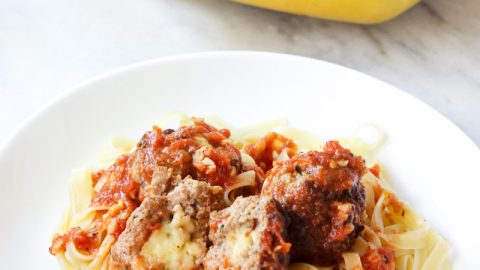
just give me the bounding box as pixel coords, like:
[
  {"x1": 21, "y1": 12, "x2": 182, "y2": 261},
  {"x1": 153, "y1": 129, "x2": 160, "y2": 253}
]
[
  {"x1": 227, "y1": 222, "x2": 261, "y2": 264},
  {"x1": 140, "y1": 205, "x2": 205, "y2": 269}
]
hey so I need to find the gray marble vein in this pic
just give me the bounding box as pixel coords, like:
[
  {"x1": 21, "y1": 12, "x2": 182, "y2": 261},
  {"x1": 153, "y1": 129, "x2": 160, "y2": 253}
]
[{"x1": 0, "y1": 0, "x2": 479, "y2": 145}]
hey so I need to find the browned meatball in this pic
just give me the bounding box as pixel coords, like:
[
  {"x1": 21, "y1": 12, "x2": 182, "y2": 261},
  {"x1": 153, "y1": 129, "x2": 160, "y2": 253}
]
[
  {"x1": 110, "y1": 196, "x2": 169, "y2": 269},
  {"x1": 110, "y1": 178, "x2": 226, "y2": 270},
  {"x1": 128, "y1": 119, "x2": 246, "y2": 201},
  {"x1": 203, "y1": 196, "x2": 291, "y2": 270},
  {"x1": 262, "y1": 141, "x2": 366, "y2": 265},
  {"x1": 244, "y1": 132, "x2": 298, "y2": 172}
]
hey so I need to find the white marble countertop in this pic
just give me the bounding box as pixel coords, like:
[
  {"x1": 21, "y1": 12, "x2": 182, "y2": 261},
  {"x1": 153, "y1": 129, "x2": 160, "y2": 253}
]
[{"x1": 1, "y1": 0, "x2": 479, "y2": 146}]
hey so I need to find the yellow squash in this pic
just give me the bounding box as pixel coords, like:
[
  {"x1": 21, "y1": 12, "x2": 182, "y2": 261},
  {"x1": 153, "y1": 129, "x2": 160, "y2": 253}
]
[{"x1": 232, "y1": 0, "x2": 421, "y2": 24}]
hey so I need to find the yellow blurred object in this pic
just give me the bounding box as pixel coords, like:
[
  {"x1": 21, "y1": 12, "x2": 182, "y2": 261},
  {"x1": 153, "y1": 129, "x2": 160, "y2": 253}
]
[{"x1": 232, "y1": 0, "x2": 421, "y2": 24}]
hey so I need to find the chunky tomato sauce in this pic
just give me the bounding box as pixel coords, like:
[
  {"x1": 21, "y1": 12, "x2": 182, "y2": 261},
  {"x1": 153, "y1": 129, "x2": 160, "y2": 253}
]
[
  {"x1": 244, "y1": 132, "x2": 297, "y2": 172},
  {"x1": 265, "y1": 141, "x2": 365, "y2": 192},
  {"x1": 52, "y1": 120, "x2": 394, "y2": 268},
  {"x1": 262, "y1": 141, "x2": 367, "y2": 265},
  {"x1": 50, "y1": 119, "x2": 260, "y2": 255},
  {"x1": 91, "y1": 155, "x2": 139, "y2": 206},
  {"x1": 49, "y1": 227, "x2": 100, "y2": 255},
  {"x1": 361, "y1": 247, "x2": 396, "y2": 270}
]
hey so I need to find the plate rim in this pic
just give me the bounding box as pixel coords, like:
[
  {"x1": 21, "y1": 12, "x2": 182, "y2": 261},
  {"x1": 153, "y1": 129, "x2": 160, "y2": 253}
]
[
  {"x1": 1, "y1": 50, "x2": 479, "y2": 269},
  {"x1": 1, "y1": 51, "x2": 478, "y2": 157}
]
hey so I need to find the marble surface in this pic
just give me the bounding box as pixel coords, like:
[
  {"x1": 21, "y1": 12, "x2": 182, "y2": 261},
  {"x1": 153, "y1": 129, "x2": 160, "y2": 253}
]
[{"x1": 1, "y1": 0, "x2": 479, "y2": 146}]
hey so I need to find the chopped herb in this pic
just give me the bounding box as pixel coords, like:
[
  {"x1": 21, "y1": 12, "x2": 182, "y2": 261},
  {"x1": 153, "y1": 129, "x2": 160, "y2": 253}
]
[{"x1": 294, "y1": 165, "x2": 302, "y2": 174}]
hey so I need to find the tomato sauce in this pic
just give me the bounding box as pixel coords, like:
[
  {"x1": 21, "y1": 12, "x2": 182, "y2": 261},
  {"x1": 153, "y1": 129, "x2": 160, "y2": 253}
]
[
  {"x1": 91, "y1": 155, "x2": 139, "y2": 206},
  {"x1": 244, "y1": 132, "x2": 297, "y2": 172},
  {"x1": 50, "y1": 119, "x2": 260, "y2": 255},
  {"x1": 50, "y1": 227, "x2": 100, "y2": 255},
  {"x1": 369, "y1": 163, "x2": 381, "y2": 178},
  {"x1": 361, "y1": 247, "x2": 396, "y2": 270}
]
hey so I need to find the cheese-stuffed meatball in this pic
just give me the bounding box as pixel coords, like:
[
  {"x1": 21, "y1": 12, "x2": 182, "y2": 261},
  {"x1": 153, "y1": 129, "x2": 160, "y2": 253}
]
[
  {"x1": 262, "y1": 141, "x2": 366, "y2": 265},
  {"x1": 203, "y1": 196, "x2": 291, "y2": 270},
  {"x1": 110, "y1": 178, "x2": 226, "y2": 270}
]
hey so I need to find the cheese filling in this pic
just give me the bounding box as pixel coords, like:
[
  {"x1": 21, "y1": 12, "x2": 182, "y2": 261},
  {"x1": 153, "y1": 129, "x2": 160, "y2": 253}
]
[
  {"x1": 227, "y1": 221, "x2": 262, "y2": 265},
  {"x1": 140, "y1": 205, "x2": 205, "y2": 269}
]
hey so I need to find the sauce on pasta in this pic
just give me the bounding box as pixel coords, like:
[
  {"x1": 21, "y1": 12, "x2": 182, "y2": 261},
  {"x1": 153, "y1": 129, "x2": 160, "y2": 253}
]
[{"x1": 49, "y1": 116, "x2": 449, "y2": 270}]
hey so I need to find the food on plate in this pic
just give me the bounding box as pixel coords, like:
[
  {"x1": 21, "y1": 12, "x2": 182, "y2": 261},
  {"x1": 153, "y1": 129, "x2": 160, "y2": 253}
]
[
  {"x1": 262, "y1": 141, "x2": 366, "y2": 265},
  {"x1": 49, "y1": 115, "x2": 449, "y2": 270},
  {"x1": 110, "y1": 178, "x2": 226, "y2": 269},
  {"x1": 244, "y1": 132, "x2": 297, "y2": 172},
  {"x1": 204, "y1": 195, "x2": 290, "y2": 270}
]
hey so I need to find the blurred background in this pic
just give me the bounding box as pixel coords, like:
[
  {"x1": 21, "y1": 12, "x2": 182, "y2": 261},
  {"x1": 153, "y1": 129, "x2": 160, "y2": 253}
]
[{"x1": 1, "y1": 0, "x2": 479, "y2": 145}]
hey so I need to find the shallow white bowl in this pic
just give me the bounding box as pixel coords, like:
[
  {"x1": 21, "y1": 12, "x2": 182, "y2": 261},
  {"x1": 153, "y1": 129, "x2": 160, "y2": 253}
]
[{"x1": 0, "y1": 52, "x2": 478, "y2": 269}]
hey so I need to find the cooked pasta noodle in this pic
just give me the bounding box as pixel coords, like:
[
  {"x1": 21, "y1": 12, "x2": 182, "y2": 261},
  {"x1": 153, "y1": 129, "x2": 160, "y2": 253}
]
[
  {"x1": 50, "y1": 114, "x2": 449, "y2": 270},
  {"x1": 224, "y1": 170, "x2": 256, "y2": 205}
]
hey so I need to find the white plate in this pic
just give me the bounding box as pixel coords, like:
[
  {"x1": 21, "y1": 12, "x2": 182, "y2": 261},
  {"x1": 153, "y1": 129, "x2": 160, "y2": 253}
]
[{"x1": 0, "y1": 52, "x2": 478, "y2": 269}]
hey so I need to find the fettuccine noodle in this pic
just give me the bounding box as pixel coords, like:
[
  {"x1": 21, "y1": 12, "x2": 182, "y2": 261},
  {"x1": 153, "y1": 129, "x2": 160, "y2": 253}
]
[{"x1": 50, "y1": 114, "x2": 449, "y2": 270}]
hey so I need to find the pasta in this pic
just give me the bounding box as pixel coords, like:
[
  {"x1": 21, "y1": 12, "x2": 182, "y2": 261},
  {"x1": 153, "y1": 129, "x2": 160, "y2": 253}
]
[{"x1": 49, "y1": 114, "x2": 449, "y2": 270}]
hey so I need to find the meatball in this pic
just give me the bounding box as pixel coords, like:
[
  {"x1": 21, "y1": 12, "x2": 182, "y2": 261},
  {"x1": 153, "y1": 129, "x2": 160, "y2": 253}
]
[
  {"x1": 166, "y1": 177, "x2": 227, "y2": 240},
  {"x1": 110, "y1": 179, "x2": 226, "y2": 270},
  {"x1": 50, "y1": 120, "x2": 259, "y2": 258},
  {"x1": 110, "y1": 196, "x2": 169, "y2": 269},
  {"x1": 128, "y1": 119, "x2": 246, "y2": 200},
  {"x1": 203, "y1": 196, "x2": 291, "y2": 270},
  {"x1": 262, "y1": 141, "x2": 366, "y2": 265}
]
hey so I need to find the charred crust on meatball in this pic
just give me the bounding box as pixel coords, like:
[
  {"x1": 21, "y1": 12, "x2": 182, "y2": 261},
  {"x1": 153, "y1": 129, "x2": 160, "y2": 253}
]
[
  {"x1": 262, "y1": 141, "x2": 366, "y2": 265},
  {"x1": 203, "y1": 196, "x2": 291, "y2": 270}
]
